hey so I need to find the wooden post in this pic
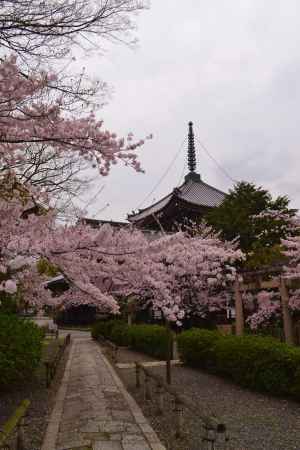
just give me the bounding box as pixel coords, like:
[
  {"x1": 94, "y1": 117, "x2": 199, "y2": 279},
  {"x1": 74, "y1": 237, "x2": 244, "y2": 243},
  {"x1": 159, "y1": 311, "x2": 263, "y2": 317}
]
[
  {"x1": 234, "y1": 277, "x2": 244, "y2": 336},
  {"x1": 65, "y1": 333, "x2": 71, "y2": 346},
  {"x1": 113, "y1": 346, "x2": 118, "y2": 363},
  {"x1": 202, "y1": 425, "x2": 216, "y2": 450},
  {"x1": 166, "y1": 357, "x2": 171, "y2": 385},
  {"x1": 144, "y1": 373, "x2": 151, "y2": 400},
  {"x1": 128, "y1": 312, "x2": 132, "y2": 326},
  {"x1": 45, "y1": 362, "x2": 50, "y2": 387},
  {"x1": 16, "y1": 418, "x2": 25, "y2": 450},
  {"x1": 50, "y1": 361, "x2": 55, "y2": 381},
  {"x1": 166, "y1": 322, "x2": 172, "y2": 385},
  {"x1": 156, "y1": 382, "x2": 164, "y2": 415},
  {"x1": 279, "y1": 277, "x2": 294, "y2": 345},
  {"x1": 174, "y1": 397, "x2": 183, "y2": 438},
  {"x1": 127, "y1": 295, "x2": 136, "y2": 326},
  {"x1": 215, "y1": 427, "x2": 229, "y2": 449},
  {"x1": 135, "y1": 363, "x2": 140, "y2": 389}
]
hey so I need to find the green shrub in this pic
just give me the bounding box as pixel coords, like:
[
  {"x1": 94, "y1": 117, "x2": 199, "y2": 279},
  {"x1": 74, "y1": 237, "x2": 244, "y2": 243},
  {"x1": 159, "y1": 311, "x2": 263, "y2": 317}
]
[
  {"x1": 0, "y1": 293, "x2": 18, "y2": 314},
  {"x1": 177, "y1": 328, "x2": 220, "y2": 370},
  {"x1": 128, "y1": 324, "x2": 171, "y2": 359},
  {"x1": 177, "y1": 328, "x2": 300, "y2": 399},
  {"x1": 91, "y1": 319, "x2": 125, "y2": 340},
  {"x1": 92, "y1": 320, "x2": 171, "y2": 359},
  {"x1": 0, "y1": 314, "x2": 44, "y2": 388},
  {"x1": 91, "y1": 320, "x2": 105, "y2": 339},
  {"x1": 110, "y1": 322, "x2": 131, "y2": 346}
]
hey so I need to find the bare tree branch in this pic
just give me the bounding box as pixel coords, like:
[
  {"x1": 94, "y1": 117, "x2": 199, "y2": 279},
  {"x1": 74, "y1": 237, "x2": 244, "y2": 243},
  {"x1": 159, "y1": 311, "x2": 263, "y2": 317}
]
[
  {"x1": 0, "y1": 1, "x2": 148, "y2": 63},
  {"x1": 1, "y1": 143, "x2": 96, "y2": 218}
]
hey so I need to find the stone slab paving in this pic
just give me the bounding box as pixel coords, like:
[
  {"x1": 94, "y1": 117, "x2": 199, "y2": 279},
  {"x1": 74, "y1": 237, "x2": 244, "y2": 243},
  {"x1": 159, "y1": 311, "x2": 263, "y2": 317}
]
[{"x1": 42, "y1": 335, "x2": 165, "y2": 450}]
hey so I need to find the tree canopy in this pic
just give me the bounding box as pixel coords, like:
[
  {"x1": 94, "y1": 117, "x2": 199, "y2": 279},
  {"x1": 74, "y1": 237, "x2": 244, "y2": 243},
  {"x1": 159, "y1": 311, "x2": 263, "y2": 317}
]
[
  {"x1": 206, "y1": 181, "x2": 298, "y2": 269},
  {"x1": 0, "y1": 195, "x2": 242, "y2": 324}
]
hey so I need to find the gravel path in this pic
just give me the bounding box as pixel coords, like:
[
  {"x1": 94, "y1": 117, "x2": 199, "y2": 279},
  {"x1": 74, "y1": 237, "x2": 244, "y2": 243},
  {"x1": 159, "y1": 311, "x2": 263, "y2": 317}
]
[{"x1": 115, "y1": 347, "x2": 300, "y2": 450}]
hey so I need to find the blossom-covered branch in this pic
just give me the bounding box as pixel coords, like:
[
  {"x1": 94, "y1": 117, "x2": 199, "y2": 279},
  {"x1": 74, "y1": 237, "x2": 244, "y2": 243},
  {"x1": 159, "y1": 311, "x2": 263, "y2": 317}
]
[
  {"x1": 0, "y1": 57, "x2": 151, "y2": 177},
  {"x1": 1, "y1": 192, "x2": 243, "y2": 322}
]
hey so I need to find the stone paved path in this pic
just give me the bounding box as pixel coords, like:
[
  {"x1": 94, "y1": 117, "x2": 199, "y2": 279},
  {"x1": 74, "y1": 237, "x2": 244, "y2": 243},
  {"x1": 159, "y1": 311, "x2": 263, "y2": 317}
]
[{"x1": 42, "y1": 335, "x2": 165, "y2": 450}]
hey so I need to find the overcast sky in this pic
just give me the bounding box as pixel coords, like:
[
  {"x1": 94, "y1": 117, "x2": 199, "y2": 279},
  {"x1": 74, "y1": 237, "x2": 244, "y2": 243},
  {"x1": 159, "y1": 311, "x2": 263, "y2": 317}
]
[{"x1": 78, "y1": 0, "x2": 300, "y2": 221}]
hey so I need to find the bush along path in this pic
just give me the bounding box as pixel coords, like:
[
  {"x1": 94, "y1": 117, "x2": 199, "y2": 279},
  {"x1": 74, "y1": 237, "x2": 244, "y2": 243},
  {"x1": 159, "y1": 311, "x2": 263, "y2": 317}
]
[
  {"x1": 0, "y1": 333, "x2": 70, "y2": 450},
  {"x1": 42, "y1": 331, "x2": 165, "y2": 450},
  {"x1": 0, "y1": 313, "x2": 44, "y2": 388},
  {"x1": 92, "y1": 320, "x2": 172, "y2": 359},
  {"x1": 177, "y1": 329, "x2": 300, "y2": 398}
]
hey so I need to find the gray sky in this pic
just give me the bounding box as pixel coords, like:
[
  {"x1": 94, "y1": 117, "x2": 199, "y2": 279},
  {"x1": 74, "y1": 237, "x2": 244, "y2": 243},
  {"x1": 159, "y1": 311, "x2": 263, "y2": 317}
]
[{"x1": 79, "y1": 0, "x2": 300, "y2": 220}]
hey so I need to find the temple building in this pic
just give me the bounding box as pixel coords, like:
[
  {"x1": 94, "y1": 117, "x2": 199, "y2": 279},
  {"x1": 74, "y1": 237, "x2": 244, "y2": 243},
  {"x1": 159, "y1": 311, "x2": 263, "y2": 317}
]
[{"x1": 128, "y1": 122, "x2": 226, "y2": 231}]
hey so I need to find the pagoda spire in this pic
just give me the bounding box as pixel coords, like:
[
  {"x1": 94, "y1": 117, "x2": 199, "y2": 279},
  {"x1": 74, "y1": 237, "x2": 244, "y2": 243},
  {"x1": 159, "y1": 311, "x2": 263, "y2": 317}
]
[{"x1": 188, "y1": 121, "x2": 196, "y2": 173}]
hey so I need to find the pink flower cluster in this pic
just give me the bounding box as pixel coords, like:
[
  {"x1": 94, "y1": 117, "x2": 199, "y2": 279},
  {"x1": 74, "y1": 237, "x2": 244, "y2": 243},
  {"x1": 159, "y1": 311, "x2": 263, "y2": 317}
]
[
  {"x1": 1, "y1": 193, "x2": 243, "y2": 321},
  {"x1": 246, "y1": 290, "x2": 281, "y2": 329},
  {"x1": 0, "y1": 56, "x2": 150, "y2": 176}
]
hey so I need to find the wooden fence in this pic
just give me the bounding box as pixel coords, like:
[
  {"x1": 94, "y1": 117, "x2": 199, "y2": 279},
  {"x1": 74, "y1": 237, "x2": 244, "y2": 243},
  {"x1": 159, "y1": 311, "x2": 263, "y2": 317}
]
[
  {"x1": 0, "y1": 399, "x2": 30, "y2": 450},
  {"x1": 97, "y1": 336, "x2": 119, "y2": 362},
  {"x1": 45, "y1": 333, "x2": 71, "y2": 387},
  {"x1": 135, "y1": 362, "x2": 229, "y2": 449}
]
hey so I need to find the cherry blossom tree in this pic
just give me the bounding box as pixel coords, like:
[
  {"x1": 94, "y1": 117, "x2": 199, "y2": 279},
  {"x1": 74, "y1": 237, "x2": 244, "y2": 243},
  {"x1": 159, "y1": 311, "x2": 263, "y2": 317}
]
[
  {"x1": 0, "y1": 2, "x2": 242, "y2": 323},
  {"x1": 0, "y1": 1, "x2": 148, "y2": 113},
  {"x1": 46, "y1": 225, "x2": 242, "y2": 325},
  {"x1": 1, "y1": 143, "x2": 93, "y2": 212},
  {"x1": 0, "y1": 1, "x2": 147, "y2": 63},
  {"x1": 2, "y1": 195, "x2": 243, "y2": 324},
  {"x1": 0, "y1": 0, "x2": 149, "y2": 211},
  {"x1": 244, "y1": 290, "x2": 282, "y2": 330},
  {"x1": 0, "y1": 56, "x2": 149, "y2": 177},
  {"x1": 280, "y1": 221, "x2": 300, "y2": 312},
  {"x1": 235, "y1": 214, "x2": 300, "y2": 330}
]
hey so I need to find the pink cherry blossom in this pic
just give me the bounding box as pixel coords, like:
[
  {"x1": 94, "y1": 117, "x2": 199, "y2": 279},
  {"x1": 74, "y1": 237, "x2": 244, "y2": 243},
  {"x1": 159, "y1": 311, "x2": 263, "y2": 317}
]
[
  {"x1": 1, "y1": 190, "x2": 243, "y2": 322},
  {"x1": 0, "y1": 56, "x2": 147, "y2": 176}
]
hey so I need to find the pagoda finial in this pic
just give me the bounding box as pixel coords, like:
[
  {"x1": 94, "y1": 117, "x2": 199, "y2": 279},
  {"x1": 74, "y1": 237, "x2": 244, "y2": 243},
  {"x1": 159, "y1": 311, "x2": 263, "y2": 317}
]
[{"x1": 188, "y1": 121, "x2": 196, "y2": 173}]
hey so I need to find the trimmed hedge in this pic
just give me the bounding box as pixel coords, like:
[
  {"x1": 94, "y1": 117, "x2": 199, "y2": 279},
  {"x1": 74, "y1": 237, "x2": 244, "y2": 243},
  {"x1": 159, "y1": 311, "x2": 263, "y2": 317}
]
[
  {"x1": 0, "y1": 314, "x2": 44, "y2": 388},
  {"x1": 177, "y1": 328, "x2": 300, "y2": 399},
  {"x1": 0, "y1": 293, "x2": 17, "y2": 314},
  {"x1": 91, "y1": 320, "x2": 125, "y2": 341},
  {"x1": 91, "y1": 320, "x2": 171, "y2": 359},
  {"x1": 176, "y1": 329, "x2": 220, "y2": 370},
  {"x1": 128, "y1": 324, "x2": 171, "y2": 359},
  {"x1": 110, "y1": 322, "x2": 131, "y2": 346}
]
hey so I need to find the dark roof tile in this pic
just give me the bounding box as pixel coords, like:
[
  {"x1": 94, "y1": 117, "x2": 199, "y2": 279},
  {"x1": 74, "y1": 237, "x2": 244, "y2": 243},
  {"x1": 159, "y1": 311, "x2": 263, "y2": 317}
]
[{"x1": 128, "y1": 176, "x2": 225, "y2": 222}]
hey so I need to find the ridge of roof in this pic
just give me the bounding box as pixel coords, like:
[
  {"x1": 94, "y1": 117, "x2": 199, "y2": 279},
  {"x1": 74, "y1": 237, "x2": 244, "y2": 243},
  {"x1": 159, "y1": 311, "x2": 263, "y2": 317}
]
[
  {"x1": 128, "y1": 187, "x2": 178, "y2": 219},
  {"x1": 128, "y1": 176, "x2": 226, "y2": 221},
  {"x1": 187, "y1": 177, "x2": 226, "y2": 196},
  {"x1": 128, "y1": 192, "x2": 174, "y2": 220}
]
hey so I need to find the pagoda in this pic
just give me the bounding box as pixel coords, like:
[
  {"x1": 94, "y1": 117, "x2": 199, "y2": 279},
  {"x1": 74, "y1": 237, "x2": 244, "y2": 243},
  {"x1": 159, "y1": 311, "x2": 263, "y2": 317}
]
[{"x1": 128, "y1": 122, "x2": 226, "y2": 231}]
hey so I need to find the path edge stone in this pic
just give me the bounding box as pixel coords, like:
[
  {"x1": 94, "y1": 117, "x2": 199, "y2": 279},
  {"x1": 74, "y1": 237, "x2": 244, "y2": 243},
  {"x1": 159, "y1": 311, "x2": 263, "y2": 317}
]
[
  {"x1": 97, "y1": 344, "x2": 166, "y2": 450},
  {"x1": 41, "y1": 341, "x2": 75, "y2": 450}
]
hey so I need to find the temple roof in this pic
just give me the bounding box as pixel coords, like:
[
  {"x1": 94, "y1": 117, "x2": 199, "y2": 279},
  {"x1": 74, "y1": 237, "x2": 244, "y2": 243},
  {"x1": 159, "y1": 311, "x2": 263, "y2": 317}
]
[
  {"x1": 128, "y1": 121, "x2": 226, "y2": 225},
  {"x1": 128, "y1": 172, "x2": 225, "y2": 223}
]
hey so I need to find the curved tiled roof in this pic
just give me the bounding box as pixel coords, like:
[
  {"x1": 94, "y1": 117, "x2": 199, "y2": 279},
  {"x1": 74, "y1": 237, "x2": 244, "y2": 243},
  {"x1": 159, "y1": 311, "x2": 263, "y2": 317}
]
[
  {"x1": 179, "y1": 178, "x2": 225, "y2": 207},
  {"x1": 128, "y1": 173, "x2": 226, "y2": 222}
]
